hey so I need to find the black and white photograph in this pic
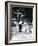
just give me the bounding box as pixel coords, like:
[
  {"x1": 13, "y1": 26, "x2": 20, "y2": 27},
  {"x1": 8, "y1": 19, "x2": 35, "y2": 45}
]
[
  {"x1": 10, "y1": 7, "x2": 33, "y2": 42},
  {"x1": 5, "y1": 1, "x2": 37, "y2": 44}
]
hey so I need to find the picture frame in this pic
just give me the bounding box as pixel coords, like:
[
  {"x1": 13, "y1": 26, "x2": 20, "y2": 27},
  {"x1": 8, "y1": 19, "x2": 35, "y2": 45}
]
[{"x1": 5, "y1": 1, "x2": 37, "y2": 45}]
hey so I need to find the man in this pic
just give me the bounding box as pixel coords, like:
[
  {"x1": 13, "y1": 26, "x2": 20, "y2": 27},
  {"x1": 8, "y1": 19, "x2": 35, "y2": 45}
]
[{"x1": 18, "y1": 14, "x2": 23, "y2": 32}]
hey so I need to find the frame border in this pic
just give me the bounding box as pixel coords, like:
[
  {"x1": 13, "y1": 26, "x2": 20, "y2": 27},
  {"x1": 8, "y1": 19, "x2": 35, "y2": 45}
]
[{"x1": 5, "y1": 1, "x2": 37, "y2": 45}]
